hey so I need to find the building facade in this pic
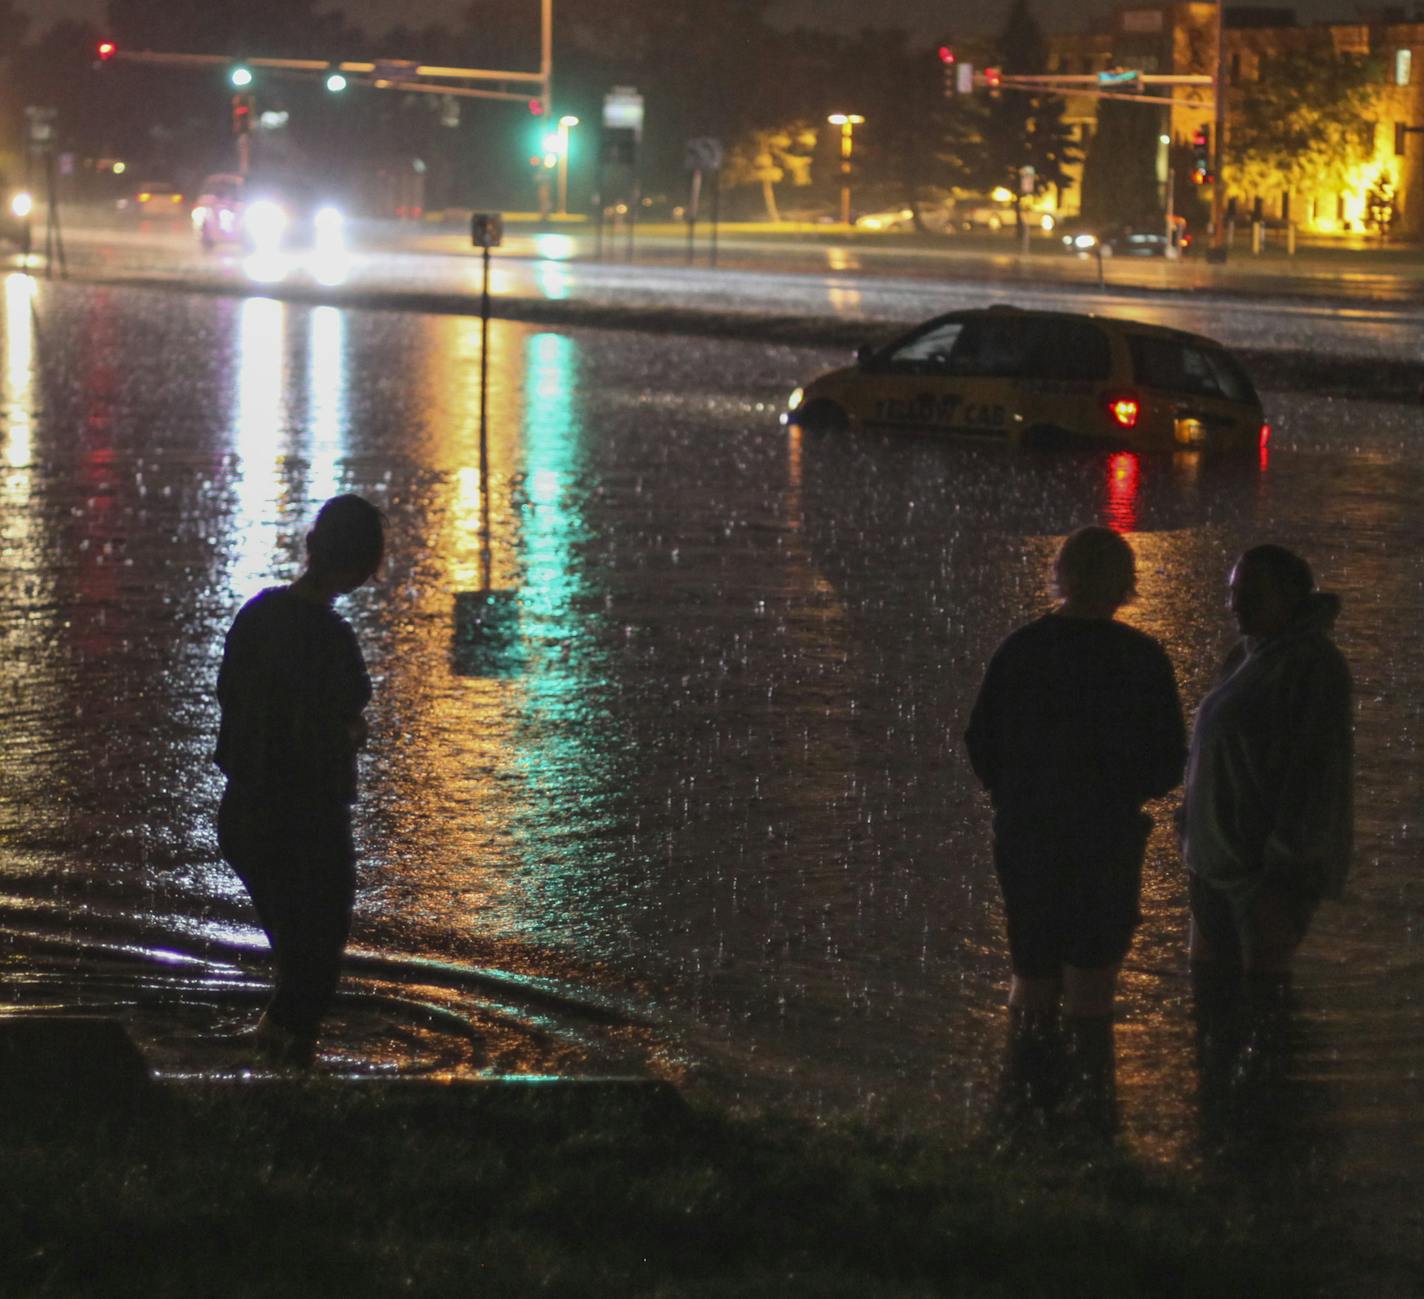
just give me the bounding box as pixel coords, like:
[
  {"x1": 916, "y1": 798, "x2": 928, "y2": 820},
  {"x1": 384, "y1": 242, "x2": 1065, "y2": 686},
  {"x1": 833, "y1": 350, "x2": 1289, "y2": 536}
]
[{"x1": 1045, "y1": 4, "x2": 1424, "y2": 236}]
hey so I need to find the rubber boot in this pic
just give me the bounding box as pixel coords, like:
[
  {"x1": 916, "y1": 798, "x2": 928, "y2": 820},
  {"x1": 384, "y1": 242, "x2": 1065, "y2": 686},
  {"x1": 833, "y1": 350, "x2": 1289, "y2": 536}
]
[
  {"x1": 991, "y1": 1007, "x2": 1065, "y2": 1137},
  {"x1": 1062, "y1": 1013, "x2": 1118, "y2": 1141}
]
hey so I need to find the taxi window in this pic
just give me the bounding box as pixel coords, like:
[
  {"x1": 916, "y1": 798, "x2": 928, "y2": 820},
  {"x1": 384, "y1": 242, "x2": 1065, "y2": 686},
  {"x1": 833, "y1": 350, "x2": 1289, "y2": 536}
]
[
  {"x1": 1129, "y1": 336, "x2": 1255, "y2": 402},
  {"x1": 1032, "y1": 319, "x2": 1111, "y2": 381},
  {"x1": 945, "y1": 316, "x2": 1036, "y2": 377},
  {"x1": 885, "y1": 320, "x2": 964, "y2": 371}
]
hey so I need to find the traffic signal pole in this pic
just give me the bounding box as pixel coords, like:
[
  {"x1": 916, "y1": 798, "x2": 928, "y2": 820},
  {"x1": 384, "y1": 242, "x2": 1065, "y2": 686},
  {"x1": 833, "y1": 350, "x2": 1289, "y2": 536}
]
[{"x1": 1209, "y1": 0, "x2": 1230, "y2": 261}]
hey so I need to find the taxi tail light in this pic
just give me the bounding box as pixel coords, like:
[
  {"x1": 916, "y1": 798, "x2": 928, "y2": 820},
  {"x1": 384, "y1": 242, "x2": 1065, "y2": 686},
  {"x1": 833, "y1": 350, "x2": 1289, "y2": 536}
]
[
  {"x1": 1105, "y1": 392, "x2": 1141, "y2": 429},
  {"x1": 1259, "y1": 421, "x2": 1271, "y2": 451}
]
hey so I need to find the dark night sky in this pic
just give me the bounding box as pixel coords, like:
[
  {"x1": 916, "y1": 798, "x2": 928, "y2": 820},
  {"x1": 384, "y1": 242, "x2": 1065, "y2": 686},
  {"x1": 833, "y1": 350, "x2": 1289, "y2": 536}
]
[{"x1": 14, "y1": 0, "x2": 1374, "y2": 43}]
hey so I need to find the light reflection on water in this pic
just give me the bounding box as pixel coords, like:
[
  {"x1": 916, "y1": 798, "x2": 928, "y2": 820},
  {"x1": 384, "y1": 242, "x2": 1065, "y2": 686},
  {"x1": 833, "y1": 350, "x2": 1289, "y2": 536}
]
[
  {"x1": 228, "y1": 296, "x2": 288, "y2": 601},
  {"x1": 0, "y1": 286, "x2": 1421, "y2": 1264}
]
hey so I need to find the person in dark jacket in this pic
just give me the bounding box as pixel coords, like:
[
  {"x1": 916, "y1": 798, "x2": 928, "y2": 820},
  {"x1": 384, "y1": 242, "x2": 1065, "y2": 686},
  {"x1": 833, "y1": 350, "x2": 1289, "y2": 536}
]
[
  {"x1": 1182, "y1": 545, "x2": 1353, "y2": 980},
  {"x1": 215, "y1": 494, "x2": 385, "y2": 1067},
  {"x1": 966, "y1": 527, "x2": 1186, "y2": 1133}
]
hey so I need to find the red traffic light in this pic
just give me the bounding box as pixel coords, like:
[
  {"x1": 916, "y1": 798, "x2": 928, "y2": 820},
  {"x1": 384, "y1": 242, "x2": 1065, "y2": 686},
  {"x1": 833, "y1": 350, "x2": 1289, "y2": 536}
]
[
  {"x1": 984, "y1": 67, "x2": 1003, "y2": 87},
  {"x1": 937, "y1": 44, "x2": 956, "y2": 64},
  {"x1": 97, "y1": 40, "x2": 117, "y2": 61},
  {"x1": 528, "y1": 99, "x2": 544, "y2": 115}
]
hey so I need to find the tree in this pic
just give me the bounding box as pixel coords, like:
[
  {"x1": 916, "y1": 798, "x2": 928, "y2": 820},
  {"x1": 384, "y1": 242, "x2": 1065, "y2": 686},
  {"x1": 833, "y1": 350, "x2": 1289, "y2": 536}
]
[
  {"x1": 0, "y1": 0, "x2": 32, "y2": 170},
  {"x1": 1366, "y1": 167, "x2": 1396, "y2": 241},
  {"x1": 978, "y1": 0, "x2": 1079, "y2": 217},
  {"x1": 724, "y1": 122, "x2": 816, "y2": 221},
  {"x1": 1079, "y1": 100, "x2": 1164, "y2": 226},
  {"x1": 824, "y1": 27, "x2": 963, "y2": 226},
  {"x1": 1226, "y1": 39, "x2": 1380, "y2": 220}
]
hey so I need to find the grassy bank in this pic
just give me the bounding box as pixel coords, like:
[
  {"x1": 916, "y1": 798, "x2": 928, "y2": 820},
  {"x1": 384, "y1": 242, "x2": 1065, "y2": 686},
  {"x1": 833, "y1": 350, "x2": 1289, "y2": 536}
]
[{"x1": 1, "y1": 1079, "x2": 1334, "y2": 1298}]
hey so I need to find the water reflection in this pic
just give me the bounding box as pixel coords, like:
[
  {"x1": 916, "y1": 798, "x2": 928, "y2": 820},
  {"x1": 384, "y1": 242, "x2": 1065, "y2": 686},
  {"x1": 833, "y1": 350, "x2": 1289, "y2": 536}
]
[
  {"x1": 3, "y1": 272, "x2": 35, "y2": 471},
  {"x1": 306, "y1": 305, "x2": 346, "y2": 505},
  {"x1": 0, "y1": 273, "x2": 40, "y2": 710},
  {"x1": 1103, "y1": 451, "x2": 1140, "y2": 532},
  {"x1": 228, "y1": 296, "x2": 289, "y2": 600}
]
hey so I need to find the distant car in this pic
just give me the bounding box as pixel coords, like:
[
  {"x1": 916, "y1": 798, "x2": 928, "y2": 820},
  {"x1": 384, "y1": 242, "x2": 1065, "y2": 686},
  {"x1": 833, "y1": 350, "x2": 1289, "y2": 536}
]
[
  {"x1": 192, "y1": 172, "x2": 347, "y2": 253},
  {"x1": 854, "y1": 205, "x2": 956, "y2": 233},
  {"x1": 1062, "y1": 216, "x2": 1190, "y2": 257},
  {"x1": 0, "y1": 182, "x2": 33, "y2": 249},
  {"x1": 955, "y1": 199, "x2": 1012, "y2": 231},
  {"x1": 953, "y1": 199, "x2": 1058, "y2": 233},
  {"x1": 191, "y1": 173, "x2": 245, "y2": 247},
  {"x1": 119, "y1": 182, "x2": 185, "y2": 218},
  {"x1": 854, "y1": 207, "x2": 915, "y2": 232},
  {"x1": 782, "y1": 304, "x2": 1267, "y2": 454}
]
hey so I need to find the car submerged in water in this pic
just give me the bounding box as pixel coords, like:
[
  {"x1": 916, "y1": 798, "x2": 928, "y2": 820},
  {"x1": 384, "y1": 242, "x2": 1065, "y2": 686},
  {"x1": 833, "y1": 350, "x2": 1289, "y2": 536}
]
[{"x1": 782, "y1": 305, "x2": 1267, "y2": 454}]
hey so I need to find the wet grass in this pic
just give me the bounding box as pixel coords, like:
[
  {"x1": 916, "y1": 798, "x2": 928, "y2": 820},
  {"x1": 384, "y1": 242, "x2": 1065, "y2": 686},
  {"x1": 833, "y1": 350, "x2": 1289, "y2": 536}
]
[{"x1": 0, "y1": 1079, "x2": 1337, "y2": 1299}]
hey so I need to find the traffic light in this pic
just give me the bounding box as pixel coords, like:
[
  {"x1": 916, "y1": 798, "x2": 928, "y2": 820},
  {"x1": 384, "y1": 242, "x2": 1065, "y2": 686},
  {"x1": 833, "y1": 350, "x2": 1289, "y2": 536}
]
[
  {"x1": 230, "y1": 64, "x2": 253, "y2": 88},
  {"x1": 96, "y1": 39, "x2": 117, "y2": 62},
  {"x1": 938, "y1": 43, "x2": 957, "y2": 97},
  {"x1": 325, "y1": 72, "x2": 348, "y2": 93},
  {"x1": 1191, "y1": 125, "x2": 1212, "y2": 183},
  {"x1": 984, "y1": 66, "x2": 1003, "y2": 99},
  {"x1": 231, "y1": 94, "x2": 254, "y2": 137}
]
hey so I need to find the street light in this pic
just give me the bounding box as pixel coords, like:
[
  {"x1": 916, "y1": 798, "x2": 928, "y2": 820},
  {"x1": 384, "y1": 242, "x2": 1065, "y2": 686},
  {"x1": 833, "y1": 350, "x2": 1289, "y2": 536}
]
[
  {"x1": 557, "y1": 115, "x2": 578, "y2": 216},
  {"x1": 827, "y1": 113, "x2": 864, "y2": 226}
]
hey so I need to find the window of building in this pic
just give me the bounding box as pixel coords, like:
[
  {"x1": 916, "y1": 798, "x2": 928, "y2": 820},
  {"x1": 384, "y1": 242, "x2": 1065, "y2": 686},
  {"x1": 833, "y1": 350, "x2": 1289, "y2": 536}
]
[
  {"x1": 1397, "y1": 122, "x2": 1409, "y2": 156},
  {"x1": 1396, "y1": 48, "x2": 1412, "y2": 86}
]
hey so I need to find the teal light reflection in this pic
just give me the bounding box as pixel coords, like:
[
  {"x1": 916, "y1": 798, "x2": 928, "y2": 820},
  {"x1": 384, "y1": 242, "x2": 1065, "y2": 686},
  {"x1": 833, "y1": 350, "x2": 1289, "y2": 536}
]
[{"x1": 513, "y1": 331, "x2": 615, "y2": 883}]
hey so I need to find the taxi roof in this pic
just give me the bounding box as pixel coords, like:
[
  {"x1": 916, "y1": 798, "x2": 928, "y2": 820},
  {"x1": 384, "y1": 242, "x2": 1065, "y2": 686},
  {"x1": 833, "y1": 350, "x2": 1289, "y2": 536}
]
[{"x1": 963, "y1": 304, "x2": 1232, "y2": 352}]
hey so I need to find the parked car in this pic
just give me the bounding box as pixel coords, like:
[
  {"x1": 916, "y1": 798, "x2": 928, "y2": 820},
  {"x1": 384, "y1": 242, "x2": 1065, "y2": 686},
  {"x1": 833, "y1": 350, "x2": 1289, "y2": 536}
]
[
  {"x1": 782, "y1": 304, "x2": 1266, "y2": 454},
  {"x1": 854, "y1": 204, "x2": 956, "y2": 233},
  {"x1": 118, "y1": 182, "x2": 186, "y2": 218},
  {"x1": 1062, "y1": 216, "x2": 1191, "y2": 257}
]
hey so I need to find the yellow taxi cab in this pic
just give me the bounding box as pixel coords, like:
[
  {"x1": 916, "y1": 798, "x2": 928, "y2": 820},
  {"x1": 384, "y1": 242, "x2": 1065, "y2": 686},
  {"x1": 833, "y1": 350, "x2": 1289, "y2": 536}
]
[{"x1": 783, "y1": 305, "x2": 1268, "y2": 454}]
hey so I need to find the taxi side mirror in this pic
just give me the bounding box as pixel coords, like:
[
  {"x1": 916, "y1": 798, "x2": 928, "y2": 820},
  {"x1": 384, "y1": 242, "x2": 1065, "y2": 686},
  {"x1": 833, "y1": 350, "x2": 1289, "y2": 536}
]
[{"x1": 855, "y1": 343, "x2": 877, "y2": 370}]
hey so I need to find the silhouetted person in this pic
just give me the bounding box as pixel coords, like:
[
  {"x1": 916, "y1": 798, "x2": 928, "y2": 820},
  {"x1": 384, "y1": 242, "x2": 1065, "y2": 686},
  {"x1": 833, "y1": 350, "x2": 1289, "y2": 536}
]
[
  {"x1": 966, "y1": 527, "x2": 1186, "y2": 1137},
  {"x1": 1182, "y1": 545, "x2": 1352, "y2": 1009},
  {"x1": 214, "y1": 495, "x2": 385, "y2": 1066}
]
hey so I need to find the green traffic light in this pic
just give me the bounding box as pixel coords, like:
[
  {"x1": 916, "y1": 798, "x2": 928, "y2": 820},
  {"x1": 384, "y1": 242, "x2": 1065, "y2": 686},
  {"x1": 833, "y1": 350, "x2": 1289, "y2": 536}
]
[
  {"x1": 326, "y1": 73, "x2": 347, "y2": 93},
  {"x1": 230, "y1": 66, "x2": 253, "y2": 88}
]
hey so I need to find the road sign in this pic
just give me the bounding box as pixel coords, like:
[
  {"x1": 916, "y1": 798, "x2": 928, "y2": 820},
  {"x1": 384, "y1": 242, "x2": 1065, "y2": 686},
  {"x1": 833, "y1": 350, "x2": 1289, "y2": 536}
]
[
  {"x1": 684, "y1": 137, "x2": 724, "y2": 172},
  {"x1": 1097, "y1": 68, "x2": 1141, "y2": 90},
  {"x1": 470, "y1": 212, "x2": 504, "y2": 248},
  {"x1": 25, "y1": 106, "x2": 57, "y2": 148},
  {"x1": 603, "y1": 86, "x2": 644, "y2": 138}
]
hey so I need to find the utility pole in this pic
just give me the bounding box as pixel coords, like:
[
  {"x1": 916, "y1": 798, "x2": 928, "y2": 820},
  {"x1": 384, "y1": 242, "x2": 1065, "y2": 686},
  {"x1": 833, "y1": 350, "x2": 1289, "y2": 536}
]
[{"x1": 1208, "y1": 1, "x2": 1229, "y2": 261}]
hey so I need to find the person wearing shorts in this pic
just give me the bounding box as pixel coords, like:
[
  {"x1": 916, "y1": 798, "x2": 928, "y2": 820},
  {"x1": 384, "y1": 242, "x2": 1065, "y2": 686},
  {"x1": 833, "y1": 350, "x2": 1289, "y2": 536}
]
[{"x1": 966, "y1": 527, "x2": 1186, "y2": 1132}]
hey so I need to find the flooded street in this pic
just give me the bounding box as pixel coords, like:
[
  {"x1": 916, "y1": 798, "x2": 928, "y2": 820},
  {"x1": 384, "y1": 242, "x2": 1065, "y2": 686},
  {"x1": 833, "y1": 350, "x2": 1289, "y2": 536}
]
[{"x1": 1, "y1": 274, "x2": 1421, "y2": 1274}]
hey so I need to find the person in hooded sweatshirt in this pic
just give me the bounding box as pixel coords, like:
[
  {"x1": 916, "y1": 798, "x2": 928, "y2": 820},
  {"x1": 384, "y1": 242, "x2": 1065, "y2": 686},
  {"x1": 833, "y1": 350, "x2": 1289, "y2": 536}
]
[
  {"x1": 966, "y1": 527, "x2": 1187, "y2": 1135},
  {"x1": 1182, "y1": 545, "x2": 1353, "y2": 984}
]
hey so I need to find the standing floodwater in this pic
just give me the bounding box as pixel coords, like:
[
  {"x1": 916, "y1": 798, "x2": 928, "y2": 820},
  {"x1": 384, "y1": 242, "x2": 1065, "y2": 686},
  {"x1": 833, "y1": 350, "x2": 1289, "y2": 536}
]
[{"x1": 1, "y1": 276, "x2": 1422, "y2": 1275}]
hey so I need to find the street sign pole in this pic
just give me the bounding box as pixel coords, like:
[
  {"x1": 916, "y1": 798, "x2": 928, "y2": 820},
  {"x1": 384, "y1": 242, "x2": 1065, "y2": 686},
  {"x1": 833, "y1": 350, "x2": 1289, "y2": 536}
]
[
  {"x1": 470, "y1": 213, "x2": 503, "y2": 507},
  {"x1": 710, "y1": 170, "x2": 720, "y2": 268},
  {"x1": 1208, "y1": 1, "x2": 1229, "y2": 262}
]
